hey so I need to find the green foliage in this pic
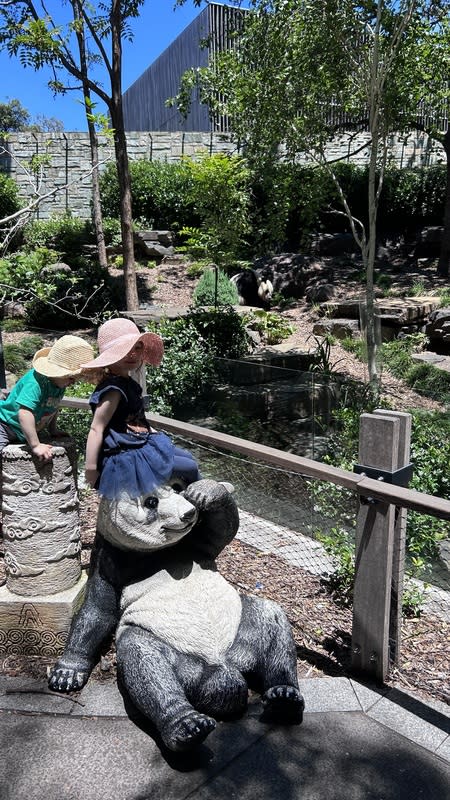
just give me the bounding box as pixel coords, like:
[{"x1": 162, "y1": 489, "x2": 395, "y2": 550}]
[
  {"x1": 0, "y1": 318, "x2": 27, "y2": 332},
  {"x1": 183, "y1": 307, "x2": 251, "y2": 359},
  {"x1": 184, "y1": 153, "x2": 251, "y2": 264},
  {"x1": 60, "y1": 381, "x2": 95, "y2": 456},
  {"x1": 0, "y1": 173, "x2": 21, "y2": 221},
  {"x1": 0, "y1": 248, "x2": 121, "y2": 329},
  {"x1": 186, "y1": 259, "x2": 209, "y2": 278},
  {"x1": 101, "y1": 216, "x2": 122, "y2": 247},
  {"x1": 3, "y1": 334, "x2": 44, "y2": 374},
  {"x1": 244, "y1": 309, "x2": 294, "y2": 345},
  {"x1": 318, "y1": 527, "x2": 355, "y2": 607},
  {"x1": 146, "y1": 316, "x2": 216, "y2": 416},
  {"x1": 0, "y1": 98, "x2": 30, "y2": 132},
  {"x1": 381, "y1": 334, "x2": 450, "y2": 404},
  {"x1": 22, "y1": 214, "x2": 93, "y2": 261},
  {"x1": 99, "y1": 159, "x2": 196, "y2": 229},
  {"x1": 145, "y1": 307, "x2": 250, "y2": 414},
  {"x1": 3, "y1": 345, "x2": 27, "y2": 375},
  {"x1": 193, "y1": 267, "x2": 239, "y2": 307}
]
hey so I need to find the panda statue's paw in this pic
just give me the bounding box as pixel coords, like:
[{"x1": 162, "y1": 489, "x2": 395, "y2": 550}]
[
  {"x1": 261, "y1": 685, "x2": 305, "y2": 724},
  {"x1": 48, "y1": 663, "x2": 89, "y2": 693},
  {"x1": 165, "y1": 711, "x2": 216, "y2": 752}
]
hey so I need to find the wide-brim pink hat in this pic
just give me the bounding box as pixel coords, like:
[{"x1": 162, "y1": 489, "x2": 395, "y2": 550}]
[{"x1": 81, "y1": 318, "x2": 164, "y2": 369}]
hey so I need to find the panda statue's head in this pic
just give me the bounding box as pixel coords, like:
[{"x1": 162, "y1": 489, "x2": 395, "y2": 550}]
[{"x1": 97, "y1": 485, "x2": 199, "y2": 552}]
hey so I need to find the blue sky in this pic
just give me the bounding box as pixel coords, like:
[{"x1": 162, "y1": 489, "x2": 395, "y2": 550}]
[{"x1": 0, "y1": 1, "x2": 207, "y2": 131}]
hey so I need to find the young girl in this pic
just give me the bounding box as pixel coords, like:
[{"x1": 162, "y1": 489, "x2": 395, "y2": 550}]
[{"x1": 81, "y1": 318, "x2": 201, "y2": 499}]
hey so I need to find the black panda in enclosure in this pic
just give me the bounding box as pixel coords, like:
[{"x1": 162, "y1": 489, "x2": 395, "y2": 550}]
[{"x1": 230, "y1": 270, "x2": 274, "y2": 309}]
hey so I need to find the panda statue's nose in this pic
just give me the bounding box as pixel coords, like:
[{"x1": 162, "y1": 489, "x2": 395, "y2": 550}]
[{"x1": 181, "y1": 506, "x2": 197, "y2": 522}]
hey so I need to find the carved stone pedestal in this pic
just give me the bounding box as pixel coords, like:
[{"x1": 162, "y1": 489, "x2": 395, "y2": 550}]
[
  {"x1": 0, "y1": 439, "x2": 86, "y2": 656},
  {"x1": 0, "y1": 573, "x2": 87, "y2": 657}
]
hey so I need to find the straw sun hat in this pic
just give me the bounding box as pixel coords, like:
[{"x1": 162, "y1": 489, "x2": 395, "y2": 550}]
[
  {"x1": 81, "y1": 318, "x2": 164, "y2": 369},
  {"x1": 33, "y1": 335, "x2": 95, "y2": 378}
]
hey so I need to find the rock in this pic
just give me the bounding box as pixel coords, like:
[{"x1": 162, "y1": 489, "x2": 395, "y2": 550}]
[
  {"x1": 253, "y1": 253, "x2": 333, "y2": 300},
  {"x1": 40, "y1": 262, "x2": 72, "y2": 276},
  {"x1": 312, "y1": 233, "x2": 357, "y2": 256},
  {"x1": 1, "y1": 301, "x2": 26, "y2": 319},
  {"x1": 313, "y1": 318, "x2": 360, "y2": 339},
  {"x1": 415, "y1": 226, "x2": 443, "y2": 258}
]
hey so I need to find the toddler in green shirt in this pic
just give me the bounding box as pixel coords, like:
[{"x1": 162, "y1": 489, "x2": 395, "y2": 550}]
[{"x1": 0, "y1": 335, "x2": 93, "y2": 462}]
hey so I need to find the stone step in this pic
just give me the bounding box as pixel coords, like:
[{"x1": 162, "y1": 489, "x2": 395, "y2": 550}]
[
  {"x1": 411, "y1": 352, "x2": 450, "y2": 374},
  {"x1": 319, "y1": 296, "x2": 440, "y2": 324}
]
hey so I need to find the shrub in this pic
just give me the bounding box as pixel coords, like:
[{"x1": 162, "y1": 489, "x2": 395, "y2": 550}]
[
  {"x1": 183, "y1": 307, "x2": 251, "y2": 359},
  {"x1": 60, "y1": 381, "x2": 95, "y2": 456},
  {"x1": 244, "y1": 309, "x2": 294, "y2": 344},
  {"x1": 184, "y1": 153, "x2": 251, "y2": 263},
  {"x1": 99, "y1": 159, "x2": 196, "y2": 229},
  {"x1": 0, "y1": 173, "x2": 20, "y2": 221},
  {"x1": 0, "y1": 248, "x2": 122, "y2": 329},
  {"x1": 146, "y1": 316, "x2": 215, "y2": 416},
  {"x1": 193, "y1": 268, "x2": 239, "y2": 307},
  {"x1": 22, "y1": 213, "x2": 93, "y2": 261}
]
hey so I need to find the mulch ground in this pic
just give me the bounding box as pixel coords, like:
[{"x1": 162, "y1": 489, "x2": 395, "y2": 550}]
[{"x1": 1, "y1": 489, "x2": 448, "y2": 709}]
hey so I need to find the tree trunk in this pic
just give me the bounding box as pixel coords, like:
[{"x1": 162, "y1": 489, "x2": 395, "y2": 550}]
[
  {"x1": 437, "y1": 128, "x2": 450, "y2": 278},
  {"x1": 88, "y1": 118, "x2": 108, "y2": 271},
  {"x1": 72, "y1": 0, "x2": 108, "y2": 271},
  {"x1": 110, "y1": 0, "x2": 138, "y2": 311}
]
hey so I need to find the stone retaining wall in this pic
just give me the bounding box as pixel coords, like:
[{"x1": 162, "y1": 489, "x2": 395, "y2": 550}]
[{"x1": 0, "y1": 129, "x2": 446, "y2": 220}]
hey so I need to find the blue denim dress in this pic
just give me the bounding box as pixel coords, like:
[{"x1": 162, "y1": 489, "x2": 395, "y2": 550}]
[{"x1": 90, "y1": 375, "x2": 175, "y2": 499}]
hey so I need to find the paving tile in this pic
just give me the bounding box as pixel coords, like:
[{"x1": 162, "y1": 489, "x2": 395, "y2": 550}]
[
  {"x1": 299, "y1": 677, "x2": 361, "y2": 712},
  {"x1": 367, "y1": 695, "x2": 449, "y2": 753},
  {"x1": 192, "y1": 711, "x2": 450, "y2": 800},
  {"x1": 75, "y1": 680, "x2": 127, "y2": 717},
  {"x1": 0, "y1": 676, "x2": 74, "y2": 714}
]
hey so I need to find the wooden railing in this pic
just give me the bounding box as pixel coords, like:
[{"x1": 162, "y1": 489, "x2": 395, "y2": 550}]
[
  {"x1": 63, "y1": 398, "x2": 450, "y2": 682},
  {"x1": 63, "y1": 397, "x2": 450, "y2": 520}
]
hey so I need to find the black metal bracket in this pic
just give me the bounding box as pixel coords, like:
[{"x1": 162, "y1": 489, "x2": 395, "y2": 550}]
[
  {"x1": 353, "y1": 463, "x2": 414, "y2": 505},
  {"x1": 353, "y1": 463, "x2": 413, "y2": 486}
]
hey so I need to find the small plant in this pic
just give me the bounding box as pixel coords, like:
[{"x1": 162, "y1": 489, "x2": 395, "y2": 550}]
[
  {"x1": 244, "y1": 310, "x2": 294, "y2": 344},
  {"x1": 410, "y1": 279, "x2": 427, "y2": 297},
  {"x1": 146, "y1": 260, "x2": 157, "y2": 269},
  {"x1": 186, "y1": 260, "x2": 209, "y2": 278},
  {"x1": 0, "y1": 319, "x2": 27, "y2": 332},
  {"x1": 193, "y1": 267, "x2": 239, "y2": 307},
  {"x1": 318, "y1": 527, "x2": 355, "y2": 607},
  {"x1": 3, "y1": 344, "x2": 27, "y2": 375},
  {"x1": 437, "y1": 288, "x2": 450, "y2": 307},
  {"x1": 112, "y1": 254, "x2": 124, "y2": 269}
]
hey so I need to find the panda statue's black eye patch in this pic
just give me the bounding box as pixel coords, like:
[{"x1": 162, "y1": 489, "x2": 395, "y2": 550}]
[{"x1": 143, "y1": 496, "x2": 159, "y2": 510}]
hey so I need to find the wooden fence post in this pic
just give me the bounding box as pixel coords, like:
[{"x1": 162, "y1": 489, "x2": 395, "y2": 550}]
[
  {"x1": 373, "y1": 409, "x2": 412, "y2": 664},
  {"x1": 352, "y1": 412, "x2": 400, "y2": 681}
]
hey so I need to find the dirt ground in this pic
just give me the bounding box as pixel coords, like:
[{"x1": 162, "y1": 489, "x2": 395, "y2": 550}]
[{"x1": 1, "y1": 254, "x2": 449, "y2": 707}]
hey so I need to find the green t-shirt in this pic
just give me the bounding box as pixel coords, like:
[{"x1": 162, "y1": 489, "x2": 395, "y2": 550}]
[{"x1": 0, "y1": 369, "x2": 64, "y2": 442}]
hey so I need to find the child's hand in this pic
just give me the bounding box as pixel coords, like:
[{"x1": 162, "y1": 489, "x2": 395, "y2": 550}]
[
  {"x1": 85, "y1": 468, "x2": 99, "y2": 488},
  {"x1": 32, "y1": 443, "x2": 54, "y2": 462}
]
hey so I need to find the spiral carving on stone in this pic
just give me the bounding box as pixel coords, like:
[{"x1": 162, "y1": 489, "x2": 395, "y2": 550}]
[{"x1": 4, "y1": 552, "x2": 45, "y2": 578}]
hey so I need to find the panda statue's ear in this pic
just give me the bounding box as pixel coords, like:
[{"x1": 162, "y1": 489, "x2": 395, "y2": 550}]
[{"x1": 219, "y1": 481, "x2": 235, "y2": 494}]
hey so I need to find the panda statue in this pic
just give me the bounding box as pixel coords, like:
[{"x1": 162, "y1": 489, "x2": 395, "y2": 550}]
[
  {"x1": 230, "y1": 270, "x2": 274, "y2": 309},
  {"x1": 48, "y1": 479, "x2": 304, "y2": 753}
]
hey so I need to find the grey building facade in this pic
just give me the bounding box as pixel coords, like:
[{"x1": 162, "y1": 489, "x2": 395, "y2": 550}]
[{"x1": 122, "y1": 3, "x2": 244, "y2": 133}]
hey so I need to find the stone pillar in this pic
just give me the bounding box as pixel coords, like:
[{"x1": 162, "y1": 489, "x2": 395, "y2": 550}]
[
  {"x1": 0, "y1": 439, "x2": 87, "y2": 657},
  {"x1": 2, "y1": 441, "x2": 81, "y2": 596}
]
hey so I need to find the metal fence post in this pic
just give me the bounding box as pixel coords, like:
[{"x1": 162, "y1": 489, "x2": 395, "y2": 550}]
[{"x1": 352, "y1": 412, "x2": 400, "y2": 681}]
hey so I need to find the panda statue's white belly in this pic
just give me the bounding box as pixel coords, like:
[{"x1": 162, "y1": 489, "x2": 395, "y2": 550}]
[{"x1": 117, "y1": 562, "x2": 242, "y2": 664}]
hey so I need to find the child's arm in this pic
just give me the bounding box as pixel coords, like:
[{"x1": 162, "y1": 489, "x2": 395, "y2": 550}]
[
  {"x1": 18, "y1": 407, "x2": 53, "y2": 462},
  {"x1": 85, "y1": 390, "x2": 121, "y2": 488}
]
